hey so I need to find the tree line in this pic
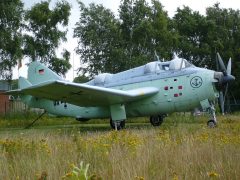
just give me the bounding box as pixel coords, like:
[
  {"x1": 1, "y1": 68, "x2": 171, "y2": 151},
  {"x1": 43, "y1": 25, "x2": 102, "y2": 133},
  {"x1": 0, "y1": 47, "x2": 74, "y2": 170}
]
[
  {"x1": 1, "y1": 0, "x2": 240, "y2": 98},
  {"x1": 74, "y1": 0, "x2": 240, "y2": 99},
  {"x1": 0, "y1": 0, "x2": 71, "y2": 80}
]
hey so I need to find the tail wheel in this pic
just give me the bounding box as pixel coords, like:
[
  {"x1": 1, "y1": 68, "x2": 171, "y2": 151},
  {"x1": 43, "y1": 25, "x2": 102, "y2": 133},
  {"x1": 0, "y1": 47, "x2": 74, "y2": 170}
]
[
  {"x1": 110, "y1": 118, "x2": 125, "y2": 130},
  {"x1": 150, "y1": 115, "x2": 164, "y2": 126}
]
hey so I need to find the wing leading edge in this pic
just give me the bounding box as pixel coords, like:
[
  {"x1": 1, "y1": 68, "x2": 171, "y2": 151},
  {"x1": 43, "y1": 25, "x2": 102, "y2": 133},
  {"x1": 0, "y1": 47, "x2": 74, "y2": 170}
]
[{"x1": 7, "y1": 80, "x2": 159, "y2": 106}]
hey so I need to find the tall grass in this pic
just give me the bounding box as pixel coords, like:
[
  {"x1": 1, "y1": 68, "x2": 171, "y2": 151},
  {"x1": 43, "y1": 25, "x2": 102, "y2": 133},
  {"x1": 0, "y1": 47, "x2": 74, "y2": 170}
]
[{"x1": 0, "y1": 114, "x2": 239, "y2": 179}]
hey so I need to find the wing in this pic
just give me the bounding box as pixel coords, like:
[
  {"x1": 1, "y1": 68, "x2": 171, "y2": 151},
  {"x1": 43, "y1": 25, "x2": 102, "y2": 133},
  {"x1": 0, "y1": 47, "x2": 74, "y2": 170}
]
[{"x1": 7, "y1": 80, "x2": 159, "y2": 106}]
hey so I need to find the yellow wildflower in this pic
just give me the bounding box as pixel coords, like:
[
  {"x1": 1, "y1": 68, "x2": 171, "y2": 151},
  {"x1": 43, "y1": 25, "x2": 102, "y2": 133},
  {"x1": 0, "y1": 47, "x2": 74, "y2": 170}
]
[
  {"x1": 208, "y1": 171, "x2": 220, "y2": 178},
  {"x1": 135, "y1": 176, "x2": 144, "y2": 180}
]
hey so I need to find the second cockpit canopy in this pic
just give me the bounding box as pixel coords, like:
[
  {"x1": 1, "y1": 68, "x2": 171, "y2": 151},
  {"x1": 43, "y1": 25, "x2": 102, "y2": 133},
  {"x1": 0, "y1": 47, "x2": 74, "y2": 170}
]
[{"x1": 144, "y1": 56, "x2": 194, "y2": 74}]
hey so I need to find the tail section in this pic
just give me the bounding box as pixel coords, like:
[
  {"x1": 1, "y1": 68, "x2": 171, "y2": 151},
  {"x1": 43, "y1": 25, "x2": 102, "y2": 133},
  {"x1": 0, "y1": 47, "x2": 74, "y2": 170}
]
[
  {"x1": 18, "y1": 60, "x2": 63, "y2": 107},
  {"x1": 6, "y1": 62, "x2": 61, "y2": 108},
  {"x1": 18, "y1": 76, "x2": 32, "y2": 89},
  {"x1": 17, "y1": 77, "x2": 33, "y2": 105},
  {"x1": 27, "y1": 61, "x2": 63, "y2": 85}
]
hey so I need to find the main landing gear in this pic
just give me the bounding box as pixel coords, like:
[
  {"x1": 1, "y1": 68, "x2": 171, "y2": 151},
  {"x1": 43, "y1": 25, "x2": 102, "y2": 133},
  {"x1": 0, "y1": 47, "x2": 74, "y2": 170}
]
[
  {"x1": 207, "y1": 103, "x2": 217, "y2": 128},
  {"x1": 110, "y1": 118, "x2": 125, "y2": 130},
  {"x1": 110, "y1": 104, "x2": 126, "y2": 130},
  {"x1": 150, "y1": 115, "x2": 164, "y2": 126}
]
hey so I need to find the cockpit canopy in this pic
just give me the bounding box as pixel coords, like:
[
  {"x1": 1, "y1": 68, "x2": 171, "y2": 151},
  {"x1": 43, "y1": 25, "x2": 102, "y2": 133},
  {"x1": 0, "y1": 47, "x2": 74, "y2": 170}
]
[
  {"x1": 144, "y1": 57, "x2": 193, "y2": 74},
  {"x1": 94, "y1": 73, "x2": 112, "y2": 85},
  {"x1": 169, "y1": 57, "x2": 193, "y2": 70}
]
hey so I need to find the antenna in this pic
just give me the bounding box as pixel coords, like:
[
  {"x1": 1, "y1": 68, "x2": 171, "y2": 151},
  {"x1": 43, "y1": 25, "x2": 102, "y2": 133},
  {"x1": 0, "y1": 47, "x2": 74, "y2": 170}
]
[
  {"x1": 154, "y1": 50, "x2": 161, "y2": 62},
  {"x1": 180, "y1": 58, "x2": 184, "y2": 70},
  {"x1": 33, "y1": 50, "x2": 37, "y2": 61},
  {"x1": 173, "y1": 52, "x2": 178, "y2": 59},
  {"x1": 72, "y1": 52, "x2": 75, "y2": 81}
]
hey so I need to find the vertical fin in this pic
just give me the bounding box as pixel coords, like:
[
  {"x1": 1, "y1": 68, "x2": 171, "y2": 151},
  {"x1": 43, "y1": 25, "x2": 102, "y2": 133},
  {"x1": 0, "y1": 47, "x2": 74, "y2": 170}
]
[{"x1": 27, "y1": 61, "x2": 63, "y2": 85}]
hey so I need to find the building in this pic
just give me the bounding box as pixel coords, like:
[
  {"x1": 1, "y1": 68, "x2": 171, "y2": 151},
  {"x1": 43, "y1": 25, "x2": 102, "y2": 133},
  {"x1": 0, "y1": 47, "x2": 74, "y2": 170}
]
[{"x1": 0, "y1": 81, "x2": 10, "y2": 115}]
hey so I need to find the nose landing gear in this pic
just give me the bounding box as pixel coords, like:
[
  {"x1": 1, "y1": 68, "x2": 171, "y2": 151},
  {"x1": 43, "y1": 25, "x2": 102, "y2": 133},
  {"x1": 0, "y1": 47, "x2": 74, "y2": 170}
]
[
  {"x1": 207, "y1": 103, "x2": 217, "y2": 128},
  {"x1": 200, "y1": 99, "x2": 217, "y2": 128}
]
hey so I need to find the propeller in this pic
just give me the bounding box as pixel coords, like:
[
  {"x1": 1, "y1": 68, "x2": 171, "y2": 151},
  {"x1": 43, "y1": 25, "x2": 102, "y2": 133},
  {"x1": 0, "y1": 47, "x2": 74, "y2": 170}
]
[{"x1": 214, "y1": 53, "x2": 235, "y2": 114}]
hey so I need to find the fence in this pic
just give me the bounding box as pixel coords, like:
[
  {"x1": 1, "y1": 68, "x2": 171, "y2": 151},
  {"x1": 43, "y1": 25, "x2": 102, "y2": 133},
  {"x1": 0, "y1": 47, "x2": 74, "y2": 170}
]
[
  {"x1": 9, "y1": 100, "x2": 28, "y2": 113},
  {"x1": 0, "y1": 99, "x2": 28, "y2": 116}
]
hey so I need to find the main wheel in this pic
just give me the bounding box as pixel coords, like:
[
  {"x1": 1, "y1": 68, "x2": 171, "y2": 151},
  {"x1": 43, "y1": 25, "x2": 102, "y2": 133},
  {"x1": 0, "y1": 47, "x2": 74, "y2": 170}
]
[
  {"x1": 207, "y1": 120, "x2": 217, "y2": 128},
  {"x1": 110, "y1": 118, "x2": 125, "y2": 130},
  {"x1": 150, "y1": 115, "x2": 164, "y2": 126}
]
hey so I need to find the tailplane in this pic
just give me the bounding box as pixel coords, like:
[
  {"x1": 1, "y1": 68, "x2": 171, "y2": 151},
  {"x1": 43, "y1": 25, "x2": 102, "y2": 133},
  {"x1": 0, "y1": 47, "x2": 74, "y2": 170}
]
[
  {"x1": 18, "y1": 76, "x2": 32, "y2": 89},
  {"x1": 17, "y1": 77, "x2": 32, "y2": 105}
]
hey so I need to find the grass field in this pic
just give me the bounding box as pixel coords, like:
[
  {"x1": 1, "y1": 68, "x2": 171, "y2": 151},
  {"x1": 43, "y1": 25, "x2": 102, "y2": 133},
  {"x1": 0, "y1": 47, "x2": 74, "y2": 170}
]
[{"x1": 0, "y1": 113, "x2": 239, "y2": 180}]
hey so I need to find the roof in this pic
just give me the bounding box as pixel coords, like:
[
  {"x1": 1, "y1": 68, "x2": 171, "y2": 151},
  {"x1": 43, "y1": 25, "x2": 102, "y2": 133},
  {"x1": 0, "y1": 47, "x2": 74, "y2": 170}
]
[{"x1": 0, "y1": 81, "x2": 10, "y2": 91}]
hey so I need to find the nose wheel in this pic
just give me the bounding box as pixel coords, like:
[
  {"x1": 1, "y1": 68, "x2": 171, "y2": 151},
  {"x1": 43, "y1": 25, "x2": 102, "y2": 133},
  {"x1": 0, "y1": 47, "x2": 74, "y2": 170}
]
[
  {"x1": 207, "y1": 103, "x2": 217, "y2": 128},
  {"x1": 207, "y1": 120, "x2": 217, "y2": 128}
]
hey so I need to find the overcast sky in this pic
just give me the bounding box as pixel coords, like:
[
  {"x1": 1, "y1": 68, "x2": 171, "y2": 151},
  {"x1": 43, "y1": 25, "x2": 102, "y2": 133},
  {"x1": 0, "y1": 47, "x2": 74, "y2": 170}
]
[{"x1": 16, "y1": 0, "x2": 240, "y2": 81}]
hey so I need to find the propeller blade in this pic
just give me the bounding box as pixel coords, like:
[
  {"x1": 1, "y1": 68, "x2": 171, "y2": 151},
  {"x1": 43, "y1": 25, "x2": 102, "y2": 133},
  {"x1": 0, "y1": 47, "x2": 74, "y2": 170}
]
[
  {"x1": 227, "y1": 58, "x2": 232, "y2": 75},
  {"x1": 222, "y1": 74, "x2": 235, "y2": 84},
  {"x1": 223, "y1": 83, "x2": 228, "y2": 104},
  {"x1": 217, "y1": 52, "x2": 227, "y2": 75},
  {"x1": 219, "y1": 91, "x2": 225, "y2": 115},
  {"x1": 216, "y1": 53, "x2": 219, "y2": 71}
]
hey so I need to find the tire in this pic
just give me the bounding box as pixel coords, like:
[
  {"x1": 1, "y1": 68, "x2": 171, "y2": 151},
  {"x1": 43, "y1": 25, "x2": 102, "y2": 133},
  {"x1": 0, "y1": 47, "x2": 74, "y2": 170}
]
[
  {"x1": 150, "y1": 115, "x2": 164, "y2": 126},
  {"x1": 110, "y1": 118, "x2": 125, "y2": 130},
  {"x1": 207, "y1": 120, "x2": 217, "y2": 128}
]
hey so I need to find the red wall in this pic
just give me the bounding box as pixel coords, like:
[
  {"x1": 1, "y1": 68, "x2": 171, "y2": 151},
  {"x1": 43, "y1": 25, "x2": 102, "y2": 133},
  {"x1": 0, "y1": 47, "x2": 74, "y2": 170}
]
[{"x1": 0, "y1": 91, "x2": 9, "y2": 115}]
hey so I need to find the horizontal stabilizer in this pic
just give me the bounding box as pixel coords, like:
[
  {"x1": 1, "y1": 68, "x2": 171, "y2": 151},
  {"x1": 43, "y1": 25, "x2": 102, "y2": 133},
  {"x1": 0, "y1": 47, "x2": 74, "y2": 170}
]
[
  {"x1": 5, "y1": 77, "x2": 32, "y2": 96},
  {"x1": 19, "y1": 76, "x2": 32, "y2": 89},
  {"x1": 5, "y1": 89, "x2": 22, "y2": 96}
]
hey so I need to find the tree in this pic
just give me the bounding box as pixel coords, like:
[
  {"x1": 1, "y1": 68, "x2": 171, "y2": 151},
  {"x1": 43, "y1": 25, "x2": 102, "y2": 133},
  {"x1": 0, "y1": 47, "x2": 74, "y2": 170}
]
[
  {"x1": 119, "y1": 0, "x2": 153, "y2": 68},
  {"x1": 118, "y1": 0, "x2": 176, "y2": 67},
  {"x1": 74, "y1": 0, "x2": 176, "y2": 77},
  {"x1": 23, "y1": 0, "x2": 71, "y2": 76},
  {"x1": 173, "y1": 6, "x2": 211, "y2": 67},
  {"x1": 149, "y1": 0, "x2": 178, "y2": 59},
  {"x1": 0, "y1": 0, "x2": 24, "y2": 80},
  {"x1": 205, "y1": 3, "x2": 240, "y2": 99},
  {"x1": 73, "y1": 75, "x2": 89, "y2": 83},
  {"x1": 49, "y1": 49, "x2": 71, "y2": 77},
  {"x1": 74, "y1": 2, "x2": 122, "y2": 77}
]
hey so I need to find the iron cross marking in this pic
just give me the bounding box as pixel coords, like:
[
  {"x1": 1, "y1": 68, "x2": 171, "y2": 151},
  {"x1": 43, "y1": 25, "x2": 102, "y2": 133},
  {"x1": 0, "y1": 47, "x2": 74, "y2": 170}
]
[{"x1": 190, "y1": 76, "x2": 203, "y2": 88}]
